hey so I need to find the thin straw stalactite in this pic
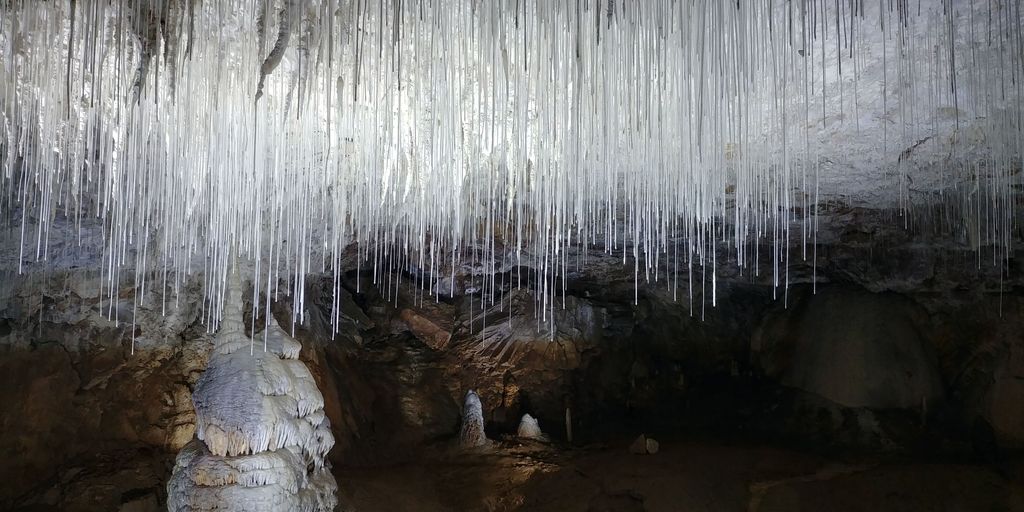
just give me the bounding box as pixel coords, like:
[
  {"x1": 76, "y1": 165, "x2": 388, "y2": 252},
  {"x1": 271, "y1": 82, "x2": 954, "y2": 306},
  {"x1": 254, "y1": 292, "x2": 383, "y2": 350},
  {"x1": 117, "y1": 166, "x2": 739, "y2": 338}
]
[{"x1": 0, "y1": 0, "x2": 1020, "y2": 338}]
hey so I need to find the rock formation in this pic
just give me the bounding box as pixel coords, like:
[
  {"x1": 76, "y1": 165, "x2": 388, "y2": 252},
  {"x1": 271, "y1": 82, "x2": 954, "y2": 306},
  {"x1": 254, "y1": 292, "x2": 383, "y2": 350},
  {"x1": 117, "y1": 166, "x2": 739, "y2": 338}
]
[
  {"x1": 516, "y1": 413, "x2": 547, "y2": 442},
  {"x1": 167, "y1": 263, "x2": 337, "y2": 511},
  {"x1": 459, "y1": 390, "x2": 488, "y2": 449},
  {"x1": 629, "y1": 434, "x2": 659, "y2": 455},
  {"x1": 2, "y1": 224, "x2": 1024, "y2": 509},
  {"x1": 645, "y1": 437, "x2": 659, "y2": 454}
]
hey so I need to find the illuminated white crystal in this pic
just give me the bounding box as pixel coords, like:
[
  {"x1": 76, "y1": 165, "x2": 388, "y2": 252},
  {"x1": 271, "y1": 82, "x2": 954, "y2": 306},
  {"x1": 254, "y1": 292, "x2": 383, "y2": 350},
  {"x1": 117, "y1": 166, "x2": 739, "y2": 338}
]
[{"x1": 1, "y1": 0, "x2": 1018, "y2": 335}]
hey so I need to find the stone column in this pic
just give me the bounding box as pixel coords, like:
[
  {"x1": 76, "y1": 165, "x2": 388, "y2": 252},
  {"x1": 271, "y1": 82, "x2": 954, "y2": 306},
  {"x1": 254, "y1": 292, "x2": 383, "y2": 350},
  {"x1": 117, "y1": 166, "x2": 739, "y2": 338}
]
[{"x1": 167, "y1": 262, "x2": 337, "y2": 511}]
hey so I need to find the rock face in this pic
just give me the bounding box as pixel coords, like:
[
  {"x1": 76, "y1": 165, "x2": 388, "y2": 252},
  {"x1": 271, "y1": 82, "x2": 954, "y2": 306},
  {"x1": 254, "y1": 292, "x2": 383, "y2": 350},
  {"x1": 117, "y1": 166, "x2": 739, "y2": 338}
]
[
  {"x1": 0, "y1": 269, "x2": 210, "y2": 509},
  {"x1": 167, "y1": 265, "x2": 337, "y2": 512},
  {"x1": 2, "y1": 208, "x2": 1024, "y2": 510},
  {"x1": 986, "y1": 376, "x2": 1024, "y2": 450},
  {"x1": 984, "y1": 337, "x2": 1024, "y2": 449},
  {"x1": 459, "y1": 390, "x2": 488, "y2": 448},
  {"x1": 758, "y1": 287, "x2": 944, "y2": 409}
]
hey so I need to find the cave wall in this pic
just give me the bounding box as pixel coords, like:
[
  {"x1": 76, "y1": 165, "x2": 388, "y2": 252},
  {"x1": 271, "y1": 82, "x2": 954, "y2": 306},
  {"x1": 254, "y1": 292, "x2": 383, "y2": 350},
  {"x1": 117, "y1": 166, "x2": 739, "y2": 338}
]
[
  {"x1": 288, "y1": 246, "x2": 1024, "y2": 460},
  {"x1": 0, "y1": 271, "x2": 209, "y2": 510},
  {"x1": 1, "y1": 228, "x2": 1022, "y2": 509}
]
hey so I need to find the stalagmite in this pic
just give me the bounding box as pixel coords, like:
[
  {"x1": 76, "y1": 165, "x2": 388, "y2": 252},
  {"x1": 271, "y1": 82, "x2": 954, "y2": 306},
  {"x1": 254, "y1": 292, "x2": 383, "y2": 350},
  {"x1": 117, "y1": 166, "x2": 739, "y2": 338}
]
[
  {"x1": 565, "y1": 407, "x2": 573, "y2": 444},
  {"x1": 458, "y1": 390, "x2": 488, "y2": 449},
  {"x1": 629, "y1": 435, "x2": 647, "y2": 455},
  {"x1": 167, "y1": 262, "x2": 337, "y2": 511},
  {"x1": 646, "y1": 438, "x2": 660, "y2": 455},
  {"x1": 516, "y1": 413, "x2": 547, "y2": 442},
  {"x1": 629, "y1": 434, "x2": 659, "y2": 455}
]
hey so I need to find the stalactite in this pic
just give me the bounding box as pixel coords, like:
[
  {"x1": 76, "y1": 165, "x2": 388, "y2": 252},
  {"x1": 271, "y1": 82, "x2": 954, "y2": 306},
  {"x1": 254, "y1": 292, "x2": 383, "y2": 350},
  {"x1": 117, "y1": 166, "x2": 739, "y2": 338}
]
[
  {"x1": 257, "y1": 1, "x2": 296, "y2": 103},
  {"x1": 0, "y1": 0, "x2": 1019, "y2": 339}
]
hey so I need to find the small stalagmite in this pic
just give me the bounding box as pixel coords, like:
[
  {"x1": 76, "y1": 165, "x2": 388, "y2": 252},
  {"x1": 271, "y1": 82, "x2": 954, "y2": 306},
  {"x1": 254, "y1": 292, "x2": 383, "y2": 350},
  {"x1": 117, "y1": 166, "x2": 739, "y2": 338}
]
[
  {"x1": 516, "y1": 413, "x2": 547, "y2": 442},
  {"x1": 629, "y1": 434, "x2": 659, "y2": 455},
  {"x1": 459, "y1": 390, "x2": 488, "y2": 449}
]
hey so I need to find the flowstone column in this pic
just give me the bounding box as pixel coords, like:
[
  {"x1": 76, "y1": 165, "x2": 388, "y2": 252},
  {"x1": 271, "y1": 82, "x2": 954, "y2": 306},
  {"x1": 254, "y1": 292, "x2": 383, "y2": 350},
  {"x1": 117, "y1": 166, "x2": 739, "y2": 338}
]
[{"x1": 167, "y1": 264, "x2": 337, "y2": 511}]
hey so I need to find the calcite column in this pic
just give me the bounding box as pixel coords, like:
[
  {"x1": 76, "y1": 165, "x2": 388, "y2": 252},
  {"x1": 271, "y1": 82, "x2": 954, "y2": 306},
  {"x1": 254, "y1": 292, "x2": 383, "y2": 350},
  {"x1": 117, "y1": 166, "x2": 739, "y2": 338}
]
[{"x1": 167, "y1": 263, "x2": 337, "y2": 511}]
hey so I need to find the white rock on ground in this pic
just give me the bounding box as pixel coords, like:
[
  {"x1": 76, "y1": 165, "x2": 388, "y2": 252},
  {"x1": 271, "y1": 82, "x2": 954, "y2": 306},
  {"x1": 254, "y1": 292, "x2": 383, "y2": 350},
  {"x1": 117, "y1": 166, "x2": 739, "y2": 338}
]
[
  {"x1": 516, "y1": 414, "x2": 547, "y2": 442},
  {"x1": 645, "y1": 437, "x2": 659, "y2": 454},
  {"x1": 167, "y1": 262, "x2": 337, "y2": 512},
  {"x1": 629, "y1": 434, "x2": 659, "y2": 455}
]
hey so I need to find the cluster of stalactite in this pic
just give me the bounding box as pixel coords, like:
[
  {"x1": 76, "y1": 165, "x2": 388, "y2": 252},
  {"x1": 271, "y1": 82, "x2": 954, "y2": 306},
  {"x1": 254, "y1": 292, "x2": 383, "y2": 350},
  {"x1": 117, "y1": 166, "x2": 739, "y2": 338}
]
[{"x1": 0, "y1": 0, "x2": 1020, "y2": 338}]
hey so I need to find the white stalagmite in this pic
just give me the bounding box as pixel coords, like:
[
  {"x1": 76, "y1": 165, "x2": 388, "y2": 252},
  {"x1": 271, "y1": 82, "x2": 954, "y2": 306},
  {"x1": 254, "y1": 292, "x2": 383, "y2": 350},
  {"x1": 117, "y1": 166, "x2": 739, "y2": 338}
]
[
  {"x1": 167, "y1": 261, "x2": 337, "y2": 512},
  {"x1": 459, "y1": 390, "x2": 488, "y2": 449},
  {"x1": 0, "y1": 0, "x2": 1019, "y2": 337},
  {"x1": 516, "y1": 413, "x2": 547, "y2": 442}
]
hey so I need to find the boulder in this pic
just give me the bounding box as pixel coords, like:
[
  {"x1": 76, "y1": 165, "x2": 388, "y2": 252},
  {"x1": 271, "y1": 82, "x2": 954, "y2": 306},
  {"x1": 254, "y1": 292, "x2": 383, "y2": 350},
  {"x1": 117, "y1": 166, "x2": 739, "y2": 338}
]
[{"x1": 400, "y1": 309, "x2": 452, "y2": 350}]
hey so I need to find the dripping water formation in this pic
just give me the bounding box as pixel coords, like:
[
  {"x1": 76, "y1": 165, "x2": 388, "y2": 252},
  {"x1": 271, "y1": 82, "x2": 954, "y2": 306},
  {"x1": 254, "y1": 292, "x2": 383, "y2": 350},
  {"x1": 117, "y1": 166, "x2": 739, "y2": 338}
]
[{"x1": 0, "y1": 1, "x2": 1022, "y2": 511}]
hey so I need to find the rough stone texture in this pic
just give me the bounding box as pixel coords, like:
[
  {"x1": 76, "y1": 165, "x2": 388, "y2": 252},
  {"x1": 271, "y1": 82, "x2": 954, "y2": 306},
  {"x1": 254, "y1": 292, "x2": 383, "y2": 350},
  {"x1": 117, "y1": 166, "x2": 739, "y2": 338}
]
[
  {"x1": 444, "y1": 289, "x2": 610, "y2": 438},
  {"x1": 399, "y1": 308, "x2": 451, "y2": 350},
  {"x1": 281, "y1": 235, "x2": 1024, "y2": 458},
  {"x1": 289, "y1": 278, "x2": 462, "y2": 467},
  {"x1": 1, "y1": 201, "x2": 1024, "y2": 508},
  {"x1": 0, "y1": 270, "x2": 209, "y2": 509},
  {"x1": 967, "y1": 304, "x2": 1024, "y2": 450},
  {"x1": 757, "y1": 287, "x2": 944, "y2": 409}
]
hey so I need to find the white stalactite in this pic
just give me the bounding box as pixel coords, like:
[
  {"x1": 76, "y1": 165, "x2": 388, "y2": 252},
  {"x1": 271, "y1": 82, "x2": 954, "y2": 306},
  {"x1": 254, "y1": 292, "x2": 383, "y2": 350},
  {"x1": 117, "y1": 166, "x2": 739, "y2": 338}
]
[{"x1": 0, "y1": 1, "x2": 1019, "y2": 336}]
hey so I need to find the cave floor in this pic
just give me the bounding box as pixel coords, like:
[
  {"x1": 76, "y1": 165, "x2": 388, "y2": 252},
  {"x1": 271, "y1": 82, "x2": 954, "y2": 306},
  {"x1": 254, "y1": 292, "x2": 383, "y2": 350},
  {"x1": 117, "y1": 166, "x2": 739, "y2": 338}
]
[
  {"x1": 8, "y1": 437, "x2": 1022, "y2": 511},
  {"x1": 336, "y1": 437, "x2": 1024, "y2": 512}
]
